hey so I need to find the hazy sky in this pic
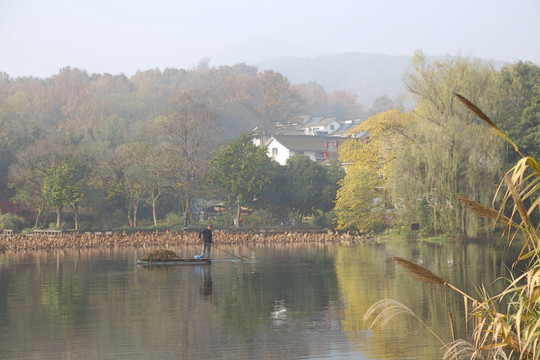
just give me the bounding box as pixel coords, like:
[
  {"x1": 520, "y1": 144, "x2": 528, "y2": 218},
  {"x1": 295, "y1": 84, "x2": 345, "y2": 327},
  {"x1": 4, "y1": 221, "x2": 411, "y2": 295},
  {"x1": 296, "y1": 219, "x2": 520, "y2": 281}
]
[{"x1": 2, "y1": 0, "x2": 539, "y2": 78}]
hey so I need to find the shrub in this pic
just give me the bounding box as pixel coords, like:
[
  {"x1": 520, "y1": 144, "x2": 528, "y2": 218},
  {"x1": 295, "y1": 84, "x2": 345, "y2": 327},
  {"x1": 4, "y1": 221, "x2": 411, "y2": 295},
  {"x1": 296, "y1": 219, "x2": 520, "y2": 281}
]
[
  {"x1": 211, "y1": 213, "x2": 234, "y2": 228},
  {"x1": 243, "y1": 210, "x2": 268, "y2": 227},
  {"x1": 0, "y1": 212, "x2": 27, "y2": 232},
  {"x1": 310, "y1": 210, "x2": 336, "y2": 229},
  {"x1": 164, "y1": 212, "x2": 181, "y2": 226}
]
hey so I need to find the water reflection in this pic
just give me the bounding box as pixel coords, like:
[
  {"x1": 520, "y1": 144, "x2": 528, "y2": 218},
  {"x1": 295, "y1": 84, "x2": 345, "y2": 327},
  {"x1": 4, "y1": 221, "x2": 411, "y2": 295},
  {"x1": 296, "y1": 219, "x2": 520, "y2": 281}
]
[
  {"x1": 0, "y1": 242, "x2": 520, "y2": 359},
  {"x1": 198, "y1": 265, "x2": 213, "y2": 299}
]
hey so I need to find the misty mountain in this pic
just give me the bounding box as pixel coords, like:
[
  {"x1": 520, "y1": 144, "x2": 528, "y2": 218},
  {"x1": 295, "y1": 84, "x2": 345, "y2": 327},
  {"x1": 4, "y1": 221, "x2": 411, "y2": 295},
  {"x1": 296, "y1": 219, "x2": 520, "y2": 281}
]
[
  {"x1": 210, "y1": 37, "x2": 510, "y2": 108},
  {"x1": 209, "y1": 39, "x2": 412, "y2": 107},
  {"x1": 255, "y1": 53, "x2": 414, "y2": 107},
  {"x1": 210, "y1": 38, "x2": 321, "y2": 65}
]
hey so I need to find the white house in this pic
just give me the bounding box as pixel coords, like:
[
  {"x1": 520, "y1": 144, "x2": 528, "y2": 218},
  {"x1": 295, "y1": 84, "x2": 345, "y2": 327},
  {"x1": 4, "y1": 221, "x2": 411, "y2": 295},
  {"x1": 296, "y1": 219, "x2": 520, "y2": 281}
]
[
  {"x1": 299, "y1": 117, "x2": 342, "y2": 135},
  {"x1": 250, "y1": 127, "x2": 269, "y2": 146},
  {"x1": 265, "y1": 134, "x2": 347, "y2": 165}
]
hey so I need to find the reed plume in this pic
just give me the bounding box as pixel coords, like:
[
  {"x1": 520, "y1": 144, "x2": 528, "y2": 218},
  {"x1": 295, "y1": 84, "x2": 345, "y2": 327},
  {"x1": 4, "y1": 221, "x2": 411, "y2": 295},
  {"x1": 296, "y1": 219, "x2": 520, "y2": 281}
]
[{"x1": 391, "y1": 256, "x2": 476, "y2": 302}]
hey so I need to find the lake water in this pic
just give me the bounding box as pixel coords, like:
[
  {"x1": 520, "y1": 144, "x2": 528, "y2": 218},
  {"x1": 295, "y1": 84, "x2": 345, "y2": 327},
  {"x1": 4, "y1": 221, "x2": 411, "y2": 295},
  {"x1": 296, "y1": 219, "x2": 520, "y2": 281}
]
[{"x1": 0, "y1": 241, "x2": 519, "y2": 359}]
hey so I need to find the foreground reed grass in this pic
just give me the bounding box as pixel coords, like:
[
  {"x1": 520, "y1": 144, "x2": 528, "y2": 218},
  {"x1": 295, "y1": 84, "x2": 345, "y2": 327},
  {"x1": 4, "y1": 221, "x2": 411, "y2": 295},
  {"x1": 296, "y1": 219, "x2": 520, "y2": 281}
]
[{"x1": 0, "y1": 230, "x2": 376, "y2": 252}]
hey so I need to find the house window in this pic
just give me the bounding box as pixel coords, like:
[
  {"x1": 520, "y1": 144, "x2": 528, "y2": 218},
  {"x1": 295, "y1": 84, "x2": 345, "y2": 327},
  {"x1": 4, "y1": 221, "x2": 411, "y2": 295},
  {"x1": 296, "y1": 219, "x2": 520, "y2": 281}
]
[
  {"x1": 272, "y1": 148, "x2": 278, "y2": 156},
  {"x1": 330, "y1": 124, "x2": 334, "y2": 130}
]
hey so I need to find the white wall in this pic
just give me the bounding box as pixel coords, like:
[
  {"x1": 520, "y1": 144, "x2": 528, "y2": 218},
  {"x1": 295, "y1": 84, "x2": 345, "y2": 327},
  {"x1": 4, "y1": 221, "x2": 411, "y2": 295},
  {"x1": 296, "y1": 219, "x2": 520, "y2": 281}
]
[{"x1": 267, "y1": 140, "x2": 291, "y2": 165}]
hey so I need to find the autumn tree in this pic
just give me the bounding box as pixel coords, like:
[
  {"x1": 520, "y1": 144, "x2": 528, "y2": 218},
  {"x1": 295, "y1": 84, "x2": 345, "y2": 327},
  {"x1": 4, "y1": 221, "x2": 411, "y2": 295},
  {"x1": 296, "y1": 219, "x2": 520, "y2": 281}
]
[
  {"x1": 250, "y1": 70, "x2": 303, "y2": 132},
  {"x1": 157, "y1": 89, "x2": 219, "y2": 219},
  {"x1": 292, "y1": 82, "x2": 368, "y2": 120},
  {"x1": 292, "y1": 82, "x2": 329, "y2": 116},
  {"x1": 51, "y1": 67, "x2": 94, "y2": 131},
  {"x1": 335, "y1": 109, "x2": 410, "y2": 232},
  {"x1": 327, "y1": 89, "x2": 367, "y2": 120},
  {"x1": 206, "y1": 64, "x2": 258, "y2": 138}
]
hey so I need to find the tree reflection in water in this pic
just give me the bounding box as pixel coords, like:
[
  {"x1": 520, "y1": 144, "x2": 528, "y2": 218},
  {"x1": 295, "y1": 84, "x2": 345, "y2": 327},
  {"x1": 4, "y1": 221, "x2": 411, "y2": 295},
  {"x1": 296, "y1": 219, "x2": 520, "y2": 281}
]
[{"x1": 0, "y1": 242, "x2": 517, "y2": 359}]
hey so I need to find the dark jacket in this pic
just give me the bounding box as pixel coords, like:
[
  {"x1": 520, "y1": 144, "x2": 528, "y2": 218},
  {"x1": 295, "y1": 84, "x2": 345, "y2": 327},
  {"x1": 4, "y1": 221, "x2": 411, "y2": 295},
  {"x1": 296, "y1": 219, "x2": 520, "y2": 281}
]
[{"x1": 199, "y1": 228, "x2": 213, "y2": 244}]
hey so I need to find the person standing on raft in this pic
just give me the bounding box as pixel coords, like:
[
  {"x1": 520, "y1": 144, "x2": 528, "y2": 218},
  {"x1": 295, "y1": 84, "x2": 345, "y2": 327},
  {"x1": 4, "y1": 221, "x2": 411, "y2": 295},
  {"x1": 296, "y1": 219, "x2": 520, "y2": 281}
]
[{"x1": 198, "y1": 224, "x2": 213, "y2": 258}]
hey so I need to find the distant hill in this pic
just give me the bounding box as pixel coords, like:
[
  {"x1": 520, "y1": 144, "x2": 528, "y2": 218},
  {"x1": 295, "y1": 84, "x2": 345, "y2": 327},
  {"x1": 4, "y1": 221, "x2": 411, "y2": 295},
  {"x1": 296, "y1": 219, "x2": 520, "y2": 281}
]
[
  {"x1": 210, "y1": 38, "x2": 510, "y2": 109},
  {"x1": 255, "y1": 53, "x2": 414, "y2": 107}
]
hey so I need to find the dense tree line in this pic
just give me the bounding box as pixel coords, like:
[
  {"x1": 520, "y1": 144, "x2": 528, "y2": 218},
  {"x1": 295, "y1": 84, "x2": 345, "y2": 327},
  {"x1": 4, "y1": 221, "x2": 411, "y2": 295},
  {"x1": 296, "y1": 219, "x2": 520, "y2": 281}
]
[
  {"x1": 335, "y1": 52, "x2": 540, "y2": 238},
  {"x1": 208, "y1": 134, "x2": 344, "y2": 227},
  {"x1": 1, "y1": 54, "x2": 537, "y2": 237},
  {"x1": 0, "y1": 63, "x2": 357, "y2": 231}
]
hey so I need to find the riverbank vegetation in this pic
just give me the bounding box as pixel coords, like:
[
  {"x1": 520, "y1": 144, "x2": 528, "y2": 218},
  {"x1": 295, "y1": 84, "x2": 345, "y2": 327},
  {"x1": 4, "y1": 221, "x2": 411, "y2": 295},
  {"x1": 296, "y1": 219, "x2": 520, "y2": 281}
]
[
  {"x1": 334, "y1": 52, "x2": 540, "y2": 241},
  {"x1": 0, "y1": 52, "x2": 539, "y2": 242},
  {"x1": 366, "y1": 96, "x2": 540, "y2": 359},
  {"x1": 0, "y1": 230, "x2": 374, "y2": 252}
]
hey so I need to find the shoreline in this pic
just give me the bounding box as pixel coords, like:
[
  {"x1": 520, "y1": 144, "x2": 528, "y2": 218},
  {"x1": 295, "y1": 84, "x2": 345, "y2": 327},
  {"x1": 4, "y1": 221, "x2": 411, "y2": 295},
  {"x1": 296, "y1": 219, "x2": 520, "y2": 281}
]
[{"x1": 0, "y1": 230, "x2": 379, "y2": 252}]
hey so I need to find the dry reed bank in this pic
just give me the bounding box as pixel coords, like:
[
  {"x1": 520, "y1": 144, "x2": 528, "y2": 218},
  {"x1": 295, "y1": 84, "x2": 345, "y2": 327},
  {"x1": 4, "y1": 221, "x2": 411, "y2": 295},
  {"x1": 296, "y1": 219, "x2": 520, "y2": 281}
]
[{"x1": 0, "y1": 230, "x2": 378, "y2": 252}]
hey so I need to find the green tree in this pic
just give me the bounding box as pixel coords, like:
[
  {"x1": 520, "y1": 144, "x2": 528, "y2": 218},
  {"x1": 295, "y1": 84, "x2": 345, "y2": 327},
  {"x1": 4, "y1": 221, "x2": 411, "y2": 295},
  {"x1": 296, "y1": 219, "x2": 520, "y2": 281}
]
[
  {"x1": 42, "y1": 157, "x2": 88, "y2": 229},
  {"x1": 321, "y1": 159, "x2": 346, "y2": 212},
  {"x1": 495, "y1": 61, "x2": 540, "y2": 161},
  {"x1": 281, "y1": 154, "x2": 343, "y2": 225},
  {"x1": 9, "y1": 132, "x2": 79, "y2": 228},
  {"x1": 142, "y1": 140, "x2": 169, "y2": 227},
  {"x1": 207, "y1": 133, "x2": 274, "y2": 224},
  {"x1": 116, "y1": 142, "x2": 150, "y2": 228}
]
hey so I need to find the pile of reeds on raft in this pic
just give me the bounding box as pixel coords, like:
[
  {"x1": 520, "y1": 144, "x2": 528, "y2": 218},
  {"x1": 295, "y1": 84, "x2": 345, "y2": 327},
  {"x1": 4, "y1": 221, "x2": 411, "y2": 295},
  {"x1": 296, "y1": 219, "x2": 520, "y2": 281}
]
[{"x1": 0, "y1": 230, "x2": 379, "y2": 251}]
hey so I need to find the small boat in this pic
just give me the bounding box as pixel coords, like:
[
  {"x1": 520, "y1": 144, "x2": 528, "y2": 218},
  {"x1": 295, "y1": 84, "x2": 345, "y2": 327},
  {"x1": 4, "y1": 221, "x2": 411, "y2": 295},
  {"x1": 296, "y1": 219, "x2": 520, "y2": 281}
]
[{"x1": 137, "y1": 257, "x2": 211, "y2": 266}]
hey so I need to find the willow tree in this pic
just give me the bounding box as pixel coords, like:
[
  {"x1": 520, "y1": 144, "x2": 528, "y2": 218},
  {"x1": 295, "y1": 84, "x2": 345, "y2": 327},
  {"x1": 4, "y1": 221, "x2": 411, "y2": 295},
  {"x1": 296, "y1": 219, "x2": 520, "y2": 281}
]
[
  {"x1": 391, "y1": 51, "x2": 505, "y2": 237},
  {"x1": 335, "y1": 109, "x2": 411, "y2": 232}
]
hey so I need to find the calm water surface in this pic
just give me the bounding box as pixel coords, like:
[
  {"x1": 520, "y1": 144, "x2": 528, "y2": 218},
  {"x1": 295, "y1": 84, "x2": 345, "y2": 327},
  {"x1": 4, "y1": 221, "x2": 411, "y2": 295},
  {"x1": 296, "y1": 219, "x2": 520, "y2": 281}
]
[{"x1": 0, "y1": 241, "x2": 518, "y2": 359}]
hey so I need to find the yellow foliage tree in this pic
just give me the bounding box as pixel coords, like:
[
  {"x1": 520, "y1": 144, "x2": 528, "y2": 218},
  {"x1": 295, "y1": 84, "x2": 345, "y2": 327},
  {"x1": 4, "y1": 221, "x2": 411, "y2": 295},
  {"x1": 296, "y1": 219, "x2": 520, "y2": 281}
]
[{"x1": 335, "y1": 109, "x2": 411, "y2": 231}]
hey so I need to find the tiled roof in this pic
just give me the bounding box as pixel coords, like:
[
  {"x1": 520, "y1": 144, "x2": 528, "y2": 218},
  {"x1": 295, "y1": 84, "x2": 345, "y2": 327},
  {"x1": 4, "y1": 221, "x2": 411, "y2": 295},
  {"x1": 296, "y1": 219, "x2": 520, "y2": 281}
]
[
  {"x1": 268, "y1": 135, "x2": 347, "y2": 151},
  {"x1": 300, "y1": 116, "x2": 324, "y2": 125},
  {"x1": 299, "y1": 117, "x2": 338, "y2": 129}
]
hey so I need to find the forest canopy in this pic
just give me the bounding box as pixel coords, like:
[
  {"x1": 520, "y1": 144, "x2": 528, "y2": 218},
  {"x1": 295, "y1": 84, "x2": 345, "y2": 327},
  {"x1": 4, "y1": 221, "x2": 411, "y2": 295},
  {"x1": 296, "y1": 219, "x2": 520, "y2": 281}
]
[
  {"x1": 0, "y1": 63, "x2": 374, "y2": 230},
  {"x1": 0, "y1": 54, "x2": 538, "y2": 237}
]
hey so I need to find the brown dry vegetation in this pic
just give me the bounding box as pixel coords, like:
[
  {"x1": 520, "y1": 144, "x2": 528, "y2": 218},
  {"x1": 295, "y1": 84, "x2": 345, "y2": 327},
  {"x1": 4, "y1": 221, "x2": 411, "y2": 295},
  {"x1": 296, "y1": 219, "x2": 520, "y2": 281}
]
[{"x1": 0, "y1": 230, "x2": 378, "y2": 252}]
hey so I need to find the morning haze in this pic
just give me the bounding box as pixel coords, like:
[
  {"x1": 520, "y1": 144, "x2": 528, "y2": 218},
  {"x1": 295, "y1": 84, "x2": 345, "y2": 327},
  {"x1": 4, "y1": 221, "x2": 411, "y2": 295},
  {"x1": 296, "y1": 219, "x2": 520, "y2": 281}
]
[{"x1": 1, "y1": 0, "x2": 539, "y2": 79}]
